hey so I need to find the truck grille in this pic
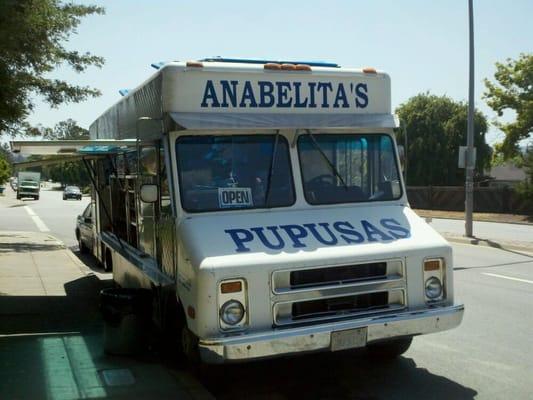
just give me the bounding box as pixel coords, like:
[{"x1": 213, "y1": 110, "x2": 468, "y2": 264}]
[
  {"x1": 290, "y1": 262, "x2": 386, "y2": 289},
  {"x1": 272, "y1": 259, "x2": 406, "y2": 326}
]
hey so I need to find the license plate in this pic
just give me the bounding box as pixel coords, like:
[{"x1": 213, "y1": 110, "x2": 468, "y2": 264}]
[{"x1": 330, "y1": 327, "x2": 367, "y2": 351}]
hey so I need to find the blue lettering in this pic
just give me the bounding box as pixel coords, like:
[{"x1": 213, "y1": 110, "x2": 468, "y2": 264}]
[
  {"x1": 380, "y1": 218, "x2": 410, "y2": 239},
  {"x1": 308, "y1": 82, "x2": 317, "y2": 108},
  {"x1": 279, "y1": 224, "x2": 308, "y2": 248},
  {"x1": 303, "y1": 223, "x2": 338, "y2": 245},
  {"x1": 333, "y1": 221, "x2": 365, "y2": 244},
  {"x1": 361, "y1": 220, "x2": 393, "y2": 242},
  {"x1": 333, "y1": 84, "x2": 349, "y2": 108},
  {"x1": 258, "y1": 81, "x2": 275, "y2": 107},
  {"x1": 293, "y1": 82, "x2": 308, "y2": 108},
  {"x1": 239, "y1": 81, "x2": 258, "y2": 107},
  {"x1": 355, "y1": 83, "x2": 368, "y2": 108},
  {"x1": 276, "y1": 82, "x2": 293, "y2": 108},
  {"x1": 220, "y1": 80, "x2": 238, "y2": 107},
  {"x1": 225, "y1": 228, "x2": 254, "y2": 252},
  {"x1": 200, "y1": 80, "x2": 220, "y2": 107},
  {"x1": 317, "y1": 82, "x2": 333, "y2": 107},
  {"x1": 250, "y1": 226, "x2": 285, "y2": 250}
]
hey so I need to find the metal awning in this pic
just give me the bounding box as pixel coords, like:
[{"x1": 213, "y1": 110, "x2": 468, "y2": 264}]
[
  {"x1": 170, "y1": 112, "x2": 399, "y2": 130},
  {"x1": 10, "y1": 139, "x2": 137, "y2": 156}
]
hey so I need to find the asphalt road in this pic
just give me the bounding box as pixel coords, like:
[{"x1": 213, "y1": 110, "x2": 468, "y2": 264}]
[
  {"x1": 0, "y1": 184, "x2": 90, "y2": 247},
  {"x1": 1, "y1": 185, "x2": 532, "y2": 399}
]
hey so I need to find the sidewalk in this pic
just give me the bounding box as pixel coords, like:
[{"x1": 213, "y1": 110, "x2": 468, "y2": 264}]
[
  {"x1": 0, "y1": 231, "x2": 213, "y2": 400},
  {"x1": 422, "y1": 218, "x2": 533, "y2": 254}
]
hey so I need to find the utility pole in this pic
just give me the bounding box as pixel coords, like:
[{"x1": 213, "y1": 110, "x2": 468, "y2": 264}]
[{"x1": 465, "y1": 0, "x2": 475, "y2": 237}]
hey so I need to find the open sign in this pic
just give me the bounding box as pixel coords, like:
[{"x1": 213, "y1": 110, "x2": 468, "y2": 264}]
[{"x1": 218, "y1": 187, "x2": 253, "y2": 208}]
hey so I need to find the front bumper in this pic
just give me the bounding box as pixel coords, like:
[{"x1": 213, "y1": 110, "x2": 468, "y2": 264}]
[{"x1": 198, "y1": 303, "x2": 464, "y2": 363}]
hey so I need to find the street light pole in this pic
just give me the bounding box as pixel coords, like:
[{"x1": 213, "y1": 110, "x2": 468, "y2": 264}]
[{"x1": 465, "y1": 0, "x2": 475, "y2": 237}]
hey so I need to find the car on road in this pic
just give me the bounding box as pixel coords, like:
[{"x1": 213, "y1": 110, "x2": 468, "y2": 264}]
[{"x1": 63, "y1": 185, "x2": 82, "y2": 200}]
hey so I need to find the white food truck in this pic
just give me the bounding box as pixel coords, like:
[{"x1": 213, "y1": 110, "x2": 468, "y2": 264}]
[{"x1": 12, "y1": 58, "x2": 464, "y2": 363}]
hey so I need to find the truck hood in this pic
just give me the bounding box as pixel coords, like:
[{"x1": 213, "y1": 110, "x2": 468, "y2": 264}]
[{"x1": 178, "y1": 204, "x2": 449, "y2": 271}]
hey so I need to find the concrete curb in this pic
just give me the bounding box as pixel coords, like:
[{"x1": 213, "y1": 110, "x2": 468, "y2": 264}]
[
  {"x1": 418, "y1": 213, "x2": 533, "y2": 226},
  {"x1": 444, "y1": 234, "x2": 533, "y2": 255}
]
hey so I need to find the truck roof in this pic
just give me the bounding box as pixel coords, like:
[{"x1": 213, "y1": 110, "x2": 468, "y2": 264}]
[{"x1": 89, "y1": 59, "x2": 396, "y2": 140}]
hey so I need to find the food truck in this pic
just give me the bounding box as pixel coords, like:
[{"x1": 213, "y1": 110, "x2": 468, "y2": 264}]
[{"x1": 12, "y1": 58, "x2": 464, "y2": 363}]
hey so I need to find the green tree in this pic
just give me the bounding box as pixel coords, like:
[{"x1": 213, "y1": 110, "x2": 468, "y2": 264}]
[
  {"x1": 396, "y1": 93, "x2": 491, "y2": 186},
  {"x1": 0, "y1": 156, "x2": 11, "y2": 184},
  {"x1": 39, "y1": 119, "x2": 90, "y2": 187},
  {"x1": 0, "y1": 0, "x2": 104, "y2": 135},
  {"x1": 483, "y1": 53, "x2": 533, "y2": 159}
]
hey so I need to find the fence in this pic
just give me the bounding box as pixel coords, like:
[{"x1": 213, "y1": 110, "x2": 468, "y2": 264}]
[{"x1": 407, "y1": 186, "x2": 533, "y2": 215}]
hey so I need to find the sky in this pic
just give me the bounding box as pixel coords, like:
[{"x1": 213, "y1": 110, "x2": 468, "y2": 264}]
[{"x1": 27, "y1": 0, "x2": 533, "y2": 146}]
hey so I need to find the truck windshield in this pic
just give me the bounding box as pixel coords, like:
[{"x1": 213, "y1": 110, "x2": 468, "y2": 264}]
[
  {"x1": 21, "y1": 181, "x2": 39, "y2": 187},
  {"x1": 298, "y1": 133, "x2": 402, "y2": 205},
  {"x1": 176, "y1": 135, "x2": 295, "y2": 212}
]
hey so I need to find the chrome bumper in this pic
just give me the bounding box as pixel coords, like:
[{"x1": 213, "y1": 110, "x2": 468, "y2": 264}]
[{"x1": 198, "y1": 304, "x2": 464, "y2": 364}]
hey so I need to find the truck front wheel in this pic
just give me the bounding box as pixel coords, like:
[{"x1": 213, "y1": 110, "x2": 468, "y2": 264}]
[{"x1": 366, "y1": 337, "x2": 413, "y2": 360}]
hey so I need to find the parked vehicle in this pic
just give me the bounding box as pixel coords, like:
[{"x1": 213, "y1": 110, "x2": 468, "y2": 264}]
[
  {"x1": 76, "y1": 202, "x2": 100, "y2": 261},
  {"x1": 16, "y1": 171, "x2": 40, "y2": 200},
  {"x1": 12, "y1": 58, "x2": 464, "y2": 364},
  {"x1": 63, "y1": 185, "x2": 82, "y2": 200}
]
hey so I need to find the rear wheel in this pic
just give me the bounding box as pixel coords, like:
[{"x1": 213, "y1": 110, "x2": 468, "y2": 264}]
[
  {"x1": 366, "y1": 337, "x2": 413, "y2": 360},
  {"x1": 34, "y1": 195, "x2": 39, "y2": 200}
]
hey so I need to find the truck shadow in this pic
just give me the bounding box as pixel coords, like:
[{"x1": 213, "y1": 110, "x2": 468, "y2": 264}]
[
  {"x1": 191, "y1": 350, "x2": 477, "y2": 399},
  {"x1": 0, "y1": 274, "x2": 111, "y2": 335}
]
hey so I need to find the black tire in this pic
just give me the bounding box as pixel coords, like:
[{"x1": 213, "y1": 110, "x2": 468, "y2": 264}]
[
  {"x1": 35, "y1": 196, "x2": 39, "y2": 200},
  {"x1": 366, "y1": 337, "x2": 413, "y2": 360},
  {"x1": 77, "y1": 230, "x2": 88, "y2": 254},
  {"x1": 16, "y1": 195, "x2": 20, "y2": 200}
]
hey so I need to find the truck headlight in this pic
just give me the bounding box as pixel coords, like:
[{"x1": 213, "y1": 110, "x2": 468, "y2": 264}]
[
  {"x1": 220, "y1": 300, "x2": 245, "y2": 325},
  {"x1": 425, "y1": 277, "x2": 443, "y2": 299}
]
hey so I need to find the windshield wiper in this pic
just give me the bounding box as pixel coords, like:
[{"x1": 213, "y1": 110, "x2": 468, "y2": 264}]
[
  {"x1": 305, "y1": 129, "x2": 348, "y2": 190},
  {"x1": 264, "y1": 130, "x2": 280, "y2": 206}
]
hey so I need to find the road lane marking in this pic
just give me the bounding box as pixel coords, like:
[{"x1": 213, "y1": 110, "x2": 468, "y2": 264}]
[
  {"x1": 482, "y1": 272, "x2": 533, "y2": 285},
  {"x1": 23, "y1": 206, "x2": 50, "y2": 232}
]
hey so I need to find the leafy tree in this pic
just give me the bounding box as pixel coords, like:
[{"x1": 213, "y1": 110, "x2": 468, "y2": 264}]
[
  {"x1": 396, "y1": 93, "x2": 491, "y2": 186},
  {"x1": 41, "y1": 119, "x2": 90, "y2": 187},
  {"x1": 18, "y1": 119, "x2": 91, "y2": 187},
  {"x1": 0, "y1": 0, "x2": 104, "y2": 135},
  {"x1": 0, "y1": 155, "x2": 11, "y2": 184},
  {"x1": 484, "y1": 53, "x2": 533, "y2": 158},
  {"x1": 28, "y1": 118, "x2": 89, "y2": 140}
]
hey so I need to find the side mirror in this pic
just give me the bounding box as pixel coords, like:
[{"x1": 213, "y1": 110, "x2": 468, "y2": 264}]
[{"x1": 140, "y1": 184, "x2": 158, "y2": 203}]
